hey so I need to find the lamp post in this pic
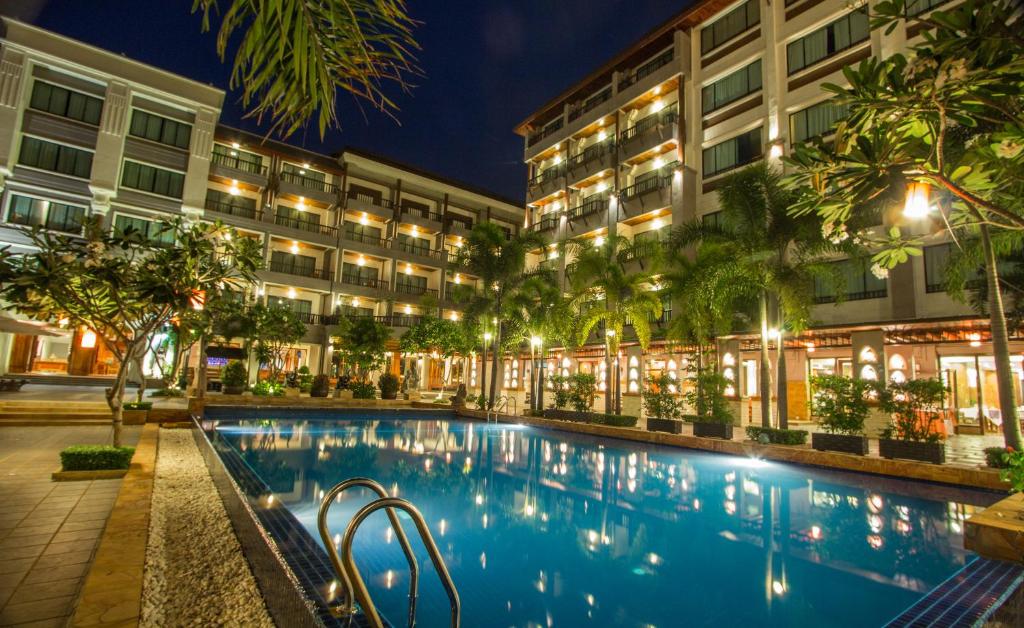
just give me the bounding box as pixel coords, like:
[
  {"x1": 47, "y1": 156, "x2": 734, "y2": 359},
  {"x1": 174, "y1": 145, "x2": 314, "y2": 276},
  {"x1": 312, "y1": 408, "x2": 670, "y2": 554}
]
[{"x1": 482, "y1": 331, "x2": 492, "y2": 407}]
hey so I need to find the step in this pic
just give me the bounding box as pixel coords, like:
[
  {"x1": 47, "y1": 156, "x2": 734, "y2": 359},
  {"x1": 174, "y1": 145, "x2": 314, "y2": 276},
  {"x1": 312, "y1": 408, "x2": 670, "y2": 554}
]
[
  {"x1": 0, "y1": 412, "x2": 112, "y2": 420},
  {"x1": 0, "y1": 418, "x2": 112, "y2": 427}
]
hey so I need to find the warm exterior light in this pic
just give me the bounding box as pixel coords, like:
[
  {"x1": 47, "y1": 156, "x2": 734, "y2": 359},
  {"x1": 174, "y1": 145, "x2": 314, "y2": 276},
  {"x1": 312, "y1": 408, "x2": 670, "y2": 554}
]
[
  {"x1": 653, "y1": 85, "x2": 662, "y2": 96},
  {"x1": 806, "y1": 342, "x2": 816, "y2": 353},
  {"x1": 531, "y1": 336, "x2": 542, "y2": 347},
  {"x1": 228, "y1": 179, "x2": 240, "y2": 196},
  {"x1": 652, "y1": 218, "x2": 664, "y2": 229},
  {"x1": 450, "y1": 312, "x2": 459, "y2": 321},
  {"x1": 651, "y1": 99, "x2": 665, "y2": 113},
  {"x1": 80, "y1": 329, "x2": 97, "y2": 348},
  {"x1": 484, "y1": 332, "x2": 493, "y2": 342},
  {"x1": 360, "y1": 212, "x2": 369, "y2": 226},
  {"x1": 598, "y1": 130, "x2": 607, "y2": 141},
  {"x1": 357, "y1": 255, "x2": 366, "y2": 266},
  {"x1": 231, "y1": 142, "x2": 241, "y2": 150},
  {"x1": 768, "y1": 328, "x2": 780, "y2": 339},
  {"x1": 302, "y1": 162, "x2": 310, "y2": 169},
  {"x1": 454, "y1": 274, "x2": 462, "y2": 284},
  {"x1": 352, "y1": 297, "x2": 360, "y2": 307},
  {"x1": 653, "y1": 157, "x2": 664, "y2": 169},
  {"x1": 903, "y1": 181, "x2": 931, "y2": 218},
  {"x1": 769, "y1": 142, "x2": 784, "y2": 159},
  {"x1": 190, "y1": 289, "x2": 206, "y2": 311},
  {"x1": 969, "y1": 332, "x2": 982, "y2": 347},
  {"x1": 296, "y1": 197, "x2": 307, "y2": 211},
  {"x1": 595, "y1": 235, "x2": 605, "y2": 247},
  {"x1": 287, "y1": 287, "x2": 296, "y2": 299},
  {"x1": 606, "y1": 329, "x2": 616, "y2": 337},
  {"x1": 404, "y1": 263, "x2": 413, "y2": 275},
  {"x1": 404, "y1": 304, "x2": 412, "y2": 314},
  {"x1": 596, "y1": 181, "x2": 608, "y2": 193},
  {"x1": 553, "y1": 155, "x2": 562, "y2": 165},
  {"x1": 290, "y1": 241, "x2": 299, "y2": 254},
  {"x1": 411, "y1": 225, "x2": 418, "y2": 236}
]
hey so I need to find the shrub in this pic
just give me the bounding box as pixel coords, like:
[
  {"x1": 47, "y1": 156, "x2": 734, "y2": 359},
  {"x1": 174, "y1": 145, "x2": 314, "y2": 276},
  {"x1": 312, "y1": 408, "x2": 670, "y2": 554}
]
[
  {"x1": 60, "y1": 445, "x2": 135, "y2": 471},
  {"x1": 252, "y1": 381, "x2": 283, "y2": 397},
  {"x1": 597, "y1": 413, "x2": 639, "y2": 428},
  {"x1": 685, "y1": 366, "x2": 733, "y2": 424},
  {"x1": 746, "y1": 426, "x2": 808, "y2": 446},
  {"x1": 351, "y1": 381, "x2": 377, "y2": 399},
  {"x1": 378, "y1": 372, "x2": 400, "y2": 399},
  {"x1": 297, "y1": 366, "x2": 313, "y2": 393},
  {"x1": 568, "y1": 373, "x2": 596, "y2": 413},
  {"x1": 810, "y1": 374, "x2": 874, "y2": 436},
  {"x1": 642, "y1": 374, "x2": 683, "y2": 420},
  {"x1": 548, "y1": 374, "x2": 571, "y2": 409},
  {"x1": 123, "y1": 401, "x2": 152, "y2": 410},
  {"x1": 310, "y1": 375, "x2": 330, "y2": 398},
  {"x1": 151, "y1": 388, "x2": 184, "y2": 398},
  {"x1": 1000, "y1": 448, "x2": 1024, "y2": 493},
  {"x1": 986, "y1": 446, "x2": 1012, "y2": 469},
  {"x1": 335, "y1": 374, "x2": 351, "y2": 390},
  {"x1": 879, "y1": 378, "x2": 947, "y2": 443},
  {"x1": 221, "y1": 360, "x2": 248, "y2": 388}
]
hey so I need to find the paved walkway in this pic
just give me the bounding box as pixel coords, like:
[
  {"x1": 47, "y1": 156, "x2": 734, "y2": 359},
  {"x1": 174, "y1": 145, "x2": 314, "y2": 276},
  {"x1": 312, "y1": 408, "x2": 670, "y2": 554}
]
[
  {"x1": 0, "y1": 426, "x2": 141, "y2": 628},
  {"x1": 0, "y1": 385, "x2": 186, "y2": 408}
]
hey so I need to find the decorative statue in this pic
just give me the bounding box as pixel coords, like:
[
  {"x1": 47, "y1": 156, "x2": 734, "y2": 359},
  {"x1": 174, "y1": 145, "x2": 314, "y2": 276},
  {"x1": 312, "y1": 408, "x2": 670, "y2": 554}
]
[
  {"x1": 404, "y1": 363, "x2": 420, "y2": 393},
  {"x1": 451, "y1": 383, "x2": 467, "y2": 408}
]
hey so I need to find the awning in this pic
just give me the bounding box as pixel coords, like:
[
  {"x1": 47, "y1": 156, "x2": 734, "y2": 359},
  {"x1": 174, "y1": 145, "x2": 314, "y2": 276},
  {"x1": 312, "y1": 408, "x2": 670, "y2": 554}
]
[{"x1": 0, "y1": 316, "x2": 67, "y2": 337}]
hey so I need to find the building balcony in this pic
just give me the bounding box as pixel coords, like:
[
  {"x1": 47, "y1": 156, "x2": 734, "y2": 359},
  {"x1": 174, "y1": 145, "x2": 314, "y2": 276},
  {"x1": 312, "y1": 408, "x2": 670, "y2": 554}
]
[
  {"x1": 393, "y1": 282, "x2": 439, "y2": 300},
  {"x1": 566, "y1": 140, "x2": 615, "y2": 185},
  {"x1": 273, "y1": 214, "x2": 339, "y2": 243},
  {"x1": 210, "y1": 152, "x2": 268, "y2": 187},
  {"x1": 618, "y1": 48, "x2": 674, "y2": 92},
  {"x1": 266, "y1": 260, "x2": 334, "y2": 282},
  {"x1": 566, "y1": 195, "x2": 609, "y2": 232},
  {"x1": 390, "y1": 240, "x2": 448, "y2": 265},
  {"x1": 204, "y1": 198, "x2": 263, "y2": 224},
  {"x1": 619, "y1": 105, "x2": 678, "y2": 160},
  {"x1": 527, "y1": 117, "x2": 565, "y2": 149},
  {"x1": 278, "y1": 171, "x2": 339, "y2": 205},
  {"x1": 568, "y1": 85, "x2": 612, "y2": 123},
  {"x1": 339, "y1": 274, "x2": 390, "y2": 294},
  {"x1": 619, "y1": 239, "x2": 663, "y2": 270},
  {"x1": 620, "y1": 165, "x2": 677, "y2": 218},
  {"x1": 444, "y1": 215, "x2": 474, "y2": 237},
  {"x1": 346, "y1": 190, "x2": 396, "y2": 222},
  {"x1": 399, "y1": 206, "x2": 444, "y2": 232},
  {"x1": 527, "y1": 165, "x2": 565, "y2": 203},
  {"x1": 341, "y1": 229, "x2": 390, "y2": 254},
  {"x1": 528, "y1": 215, "x2": 560, "y2": 235}
]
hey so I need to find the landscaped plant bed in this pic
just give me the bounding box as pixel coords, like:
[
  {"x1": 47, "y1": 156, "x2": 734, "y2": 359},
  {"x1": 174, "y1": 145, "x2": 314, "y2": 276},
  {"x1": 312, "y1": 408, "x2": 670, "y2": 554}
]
[
  {"x1": 123, "y1": 402, "x2": 152, "y2": 425},
  {"x1": 542, "y1": 409, "x2": 638, "y2": 427},
  {"x1": 812, "y1": 432, "x2": 869, "y2": 455},
  {"x1": 878, "y1": 439, "x2": 946, "y2": 465},
  {"x1": 746, "y1": 426, "x2": 808, "y2": 446},
  {"x1": 693, "y1": 422, "x2": 733, "y2": 440},
  {"x1": 53, "y1": 445, "x2": 136, "y2": 481},
  {"x1": 647, "y1": 417, "x2": 683, "y2": 434}
]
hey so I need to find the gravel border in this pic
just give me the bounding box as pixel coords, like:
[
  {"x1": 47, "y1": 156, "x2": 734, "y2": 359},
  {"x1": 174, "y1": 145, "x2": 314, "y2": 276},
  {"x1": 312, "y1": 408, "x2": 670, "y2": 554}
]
[{"x1": 141, "y1": 429, "x2": 274, "y2": 627}]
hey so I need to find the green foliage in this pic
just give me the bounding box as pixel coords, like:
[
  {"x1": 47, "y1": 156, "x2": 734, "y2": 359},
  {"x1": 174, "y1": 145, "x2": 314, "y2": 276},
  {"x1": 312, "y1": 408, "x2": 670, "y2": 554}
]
[
  {"x1": 221, "y1": 360, "x2": 248, "y2": 387},
  {"x1": 351, "y1": 381, "x2": 377, "y2": 399},
  {"x1": 745, "y1": 426, "x2": 809, "y2": 446},
  {"x1": 332, "y1": 315, "x2": 390, "y2": 381},
  {"x1": 60, "y1": 445, "x2": 135, "y2": 471},
  {"x1": 684, "y1": 366, "x2": 733, "y2": 424},
  {"x1": 191, "y1": 0, "x2": 420, "y2": 138},
  {"x1": 642, "y1": 374, "x2": 683, "y2": 420},
  {"x1": 297, "y1": 365, "x2": 312, "y2": 392},
  {"x1": 879, "y1": 378, "x2": 948, "y2": 443},
  {"x1": 810, "y1": 374, "x2": 876, "y2": 435},
  {"x1": 378, "y1": 372, "x2": 399, "y2": 399},
  {"x1": 251, "y1": 380, "x2": 283, "y2": 397},
  {"x1": 399, "y1": 316, "x2": 472, "y2": 357},
  {"x1": 986, "y1": 446, "x2": 1012, "y2": 469},
  {"x1": 123, "y1": 401, "x2": 152, "y2": 410},
  {"x1": 249, "y1": 304, "x2": 307, "y2": 382},
  {"x1": 999, "y1": 448, "x2": 1024, "y2": 493},
  {"x1": 597, "y1": 414, "x2": 639, "y2": 428},
  {"x1": 547, "y1": 374, "x2": 571, "y2": 409},
  {"x1": 150, "y1": 388, "x2": 185, "y2": 398},
  {"x1": 567, "y1": 372, "x2": 597, "y2": 413}
]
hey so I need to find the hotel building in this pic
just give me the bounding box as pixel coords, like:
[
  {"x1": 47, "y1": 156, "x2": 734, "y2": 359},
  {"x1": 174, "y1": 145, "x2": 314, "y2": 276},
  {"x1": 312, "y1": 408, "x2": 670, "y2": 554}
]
[
  {"x1": 0, "y1": 17, "x2": 524, "y2": 385},
  {"x1": 512, "y1": 0, "x2": 1020, "y2": 431}
]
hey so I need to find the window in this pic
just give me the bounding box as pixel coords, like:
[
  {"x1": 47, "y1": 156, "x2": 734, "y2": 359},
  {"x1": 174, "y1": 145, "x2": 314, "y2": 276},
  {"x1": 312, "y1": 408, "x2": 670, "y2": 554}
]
[
  {"x1": 113, "y1": 214, "x2": 174, "y2": 246},
  {"x1": 906, "y1": 0, "x2": 950, "y2": 17},
  {"x1": 924, "y1": 243, "x2": 952, "y2": 293},
  {"x1": 120, "y1": 161, "x2": 185, "y2": 198},
  {"x1": 702, "y1": 127, "x2": 762, "y2": 178},
  {"x1": 702, "y1": 59, "x2": 762, "y2": 115},
  {"x1": 205, "y1": 189, "x2": 257, "y2": 219},
  {"x1": 336, "y1": 304, "x2": 375, "y2": 318},
  {"x1": 344, "y1": 221, "x2": 383, "y2": 243},
  {"x1": 29, "y1": 81, "x2": 103, "y2": 125},
  {"x1": 396, "y1": 273, "x2": 427, "y2": 294},
  {"x1": 282, "y1": 162, "x2": 326, "y2": 183},
  {"x1": 790, "y1": 100, "x2": 850, "y2": 143},
  {"x1": 814, "y1": 259, "x2": 887, "y2": 303},
  {"x1": 128, "y1": 110, "x2": 191, "y2": 149},
  {"x1": 18, "y1": 137, "x2": 93, "y2": 178},
  {"x1": 702, "y1": 210, "x2": 724, "y2": 229},
  {"x1": 275, "y1": 205, "x2": 320, "y2": 229},
  {"x1": 212, "y1": 143, "x2": 264, "y2": 174},
  {"x1": 268, "y1": 296, "x2": 312, "y2": 316},
  {"x1": 701, "y1": 0, "x2": 760, "y2": 55},
  {"x1": 342, "y1": 262, "x2": 379, "y2": 283},
  {"x1": 787, "y1": 9, "x2": 870, "y2": 75},
  {"x1": 270, "y1": 251, "x2": 316, "y2": 276},
  {"x1": 7, "y1": 195, "x2": 86, "y2": 234},
  {"x1": 397, "y1": 233, "x2": 431, "y2": 255}
]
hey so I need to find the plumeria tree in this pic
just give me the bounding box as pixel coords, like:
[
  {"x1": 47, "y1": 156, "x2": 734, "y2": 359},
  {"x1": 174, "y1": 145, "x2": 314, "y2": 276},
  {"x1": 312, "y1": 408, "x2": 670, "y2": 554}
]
[
  {"x1": 332, "y1": 315, "x2": 391, "y2": 382},
  {"x1": 786, "y1": 0, "x2": 1024, "y2": 448},
  {"x1": 0, "y1": 218, "x2": 260, "y2": 446}
]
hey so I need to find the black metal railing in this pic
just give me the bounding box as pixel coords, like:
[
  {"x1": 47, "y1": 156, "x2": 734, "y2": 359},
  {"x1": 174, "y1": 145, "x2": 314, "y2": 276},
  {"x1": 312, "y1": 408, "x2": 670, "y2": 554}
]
[
  {"x1": 568, "y1": 195, "x2": 608, "y2": 221},
  {"x1": 346, "y1": 190, "x2": 395, "y2": 209},
  {"x1": 343, "y1": 230, "x2": 389, "y2": 248},
  {"x1": 381, "y1": 313, "x2": 422, "y2": 328},
  {"x1": 568, "y1": 139, "x2": 615, "y2": 170},
  {"x1": 274, "y1": 215, "x2": 338, "y2": 238},
  {"x1": 444, "y1": 215, "x2": 474, "y2": 232},
  {"x1": 268, "y1": 261, "x2": 333, "y2": 281},
  {"x1": 619, "y1": 239, "x2": 662, "y2": 262},
  {"x1": 391, "y1": 239, "x2": 447, "y2": 262},
  {"x1": 620, "y1": 104, "x2": 679, "y2": 143},
  {"x1": 529, "y1": 216, "x2": 560, "y2": 232},
  {"x1": 569, "y1": 85, "x2": 612, "y2": 122},
  {"x1": 394, "y1": 283, "x2": 439, "y2": 298},
  {"x1": 212, "y1": 151, "x2": 267, "y2": 175},
  {"x1": 527, "y1": 118, "x2": 565, "y2": 148},
  {"x1": 621, "y1": 162, "x2": 678, "y2": 201},
  {"x1": 618, "y1": 48, "x2": 674, "y2": 91},
  {"x1": 528, "y1": 164, "x2": 565, "y2": 187},
  {"x1": 340, "y1": 274, "x2": 389, "y2": 291},
  {"x1": 400, "y1": 206, "x2": 444, "y2": 223},
  {"x1": 279, "y1": 170, "x2": 338, "y2": 194},
  {"x1": 814, "y1": 288, "x2": 887, "y2": 305},
  {"x1": 205, "y1": 198, "x2": 260, "y2": 220}
]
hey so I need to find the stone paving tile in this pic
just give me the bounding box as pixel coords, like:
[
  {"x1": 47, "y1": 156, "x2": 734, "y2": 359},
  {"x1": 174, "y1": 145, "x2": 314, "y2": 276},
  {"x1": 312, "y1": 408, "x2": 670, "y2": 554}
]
[{"x1": 0, "y1": 425, "x2": 141, "y2": 628}]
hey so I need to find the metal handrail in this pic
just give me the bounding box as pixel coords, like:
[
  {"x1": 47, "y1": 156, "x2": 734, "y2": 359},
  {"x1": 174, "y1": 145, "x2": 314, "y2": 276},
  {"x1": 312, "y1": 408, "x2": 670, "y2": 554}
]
[
  {"x1": 317, "y1": 478, "x2": 420, "y2": 623},
  {"x1": 341, "y1": 497, "x2": 461, "y2": 628},
  {"x1": 487, "y1": 395, "x2": 517, "y2": 422}
]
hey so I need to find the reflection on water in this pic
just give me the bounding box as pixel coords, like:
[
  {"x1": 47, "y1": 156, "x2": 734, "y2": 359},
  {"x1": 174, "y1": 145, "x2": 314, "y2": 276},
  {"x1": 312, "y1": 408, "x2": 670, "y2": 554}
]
[{"x1": 214, "y1": 418, "x2": 996, "y2": 628}]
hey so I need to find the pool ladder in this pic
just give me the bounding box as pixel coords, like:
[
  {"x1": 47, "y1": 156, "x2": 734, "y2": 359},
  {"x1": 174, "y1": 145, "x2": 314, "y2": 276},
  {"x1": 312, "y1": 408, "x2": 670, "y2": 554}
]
[
  {"x1": 317, "y1": 478, "x2": 460, "y2": 628},
  {"x1": 487, "y1": 394, "x2": 516, "y2": 422}
]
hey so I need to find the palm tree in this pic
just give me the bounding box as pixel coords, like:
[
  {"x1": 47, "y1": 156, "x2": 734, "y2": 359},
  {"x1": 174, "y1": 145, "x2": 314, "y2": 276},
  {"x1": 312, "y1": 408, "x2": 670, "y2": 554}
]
[
  {"x1": 453, "y1": 223, "x2": 546, "y2": 407},
  {"x1": 506, "y1": 273, "x2": 575, "y2": 413},
  {"x1": 566, "y1": 236, "x2": 662, "y2": 414},
  {"x1": 672, "y1": 162, "x2": 837, "y2": 429},
  {"x1": 192, "y1": 0, "x2": 420, "y2": 137}
]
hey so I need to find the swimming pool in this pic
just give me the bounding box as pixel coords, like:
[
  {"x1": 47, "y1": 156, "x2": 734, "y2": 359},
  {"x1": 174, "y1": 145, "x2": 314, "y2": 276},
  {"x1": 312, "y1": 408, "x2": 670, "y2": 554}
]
[{"x1": 208, "y1": 413, "x2": 999, "y2": 627}]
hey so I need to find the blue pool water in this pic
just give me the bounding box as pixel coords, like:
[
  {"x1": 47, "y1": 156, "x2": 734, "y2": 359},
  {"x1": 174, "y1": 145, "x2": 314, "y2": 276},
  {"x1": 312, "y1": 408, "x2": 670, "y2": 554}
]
[{"x1": 210, "y1": 415, "x2": 998, "y2": 627}]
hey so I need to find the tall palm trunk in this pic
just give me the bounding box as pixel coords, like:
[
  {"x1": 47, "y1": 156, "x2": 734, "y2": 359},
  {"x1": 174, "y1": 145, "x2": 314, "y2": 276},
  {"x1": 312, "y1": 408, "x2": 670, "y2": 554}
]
[
  {"x1": 197, "y1": 335, "x2": 210, "y2": 399},
  {"x1": 981, "y1": 224, "x2": 1024, "y2": 450},
  {"x1": 776, "y1": 303, "x2": 789, "y2": 430},
  {"x1": 537, "y1": 347, "x2": 545, "y2": 413},
  {"x1": 695, "y1": 343, "x2": 705, "y2": 418},
  {"x1": 604, "y1": 342, "x2": 613, "y2": 414},
  {"x1": 759, "y1": 291, "x2": 773, "y2": 428},
  {"x1": 488, "y1": 324, "x2": 501, "y2": 408}
]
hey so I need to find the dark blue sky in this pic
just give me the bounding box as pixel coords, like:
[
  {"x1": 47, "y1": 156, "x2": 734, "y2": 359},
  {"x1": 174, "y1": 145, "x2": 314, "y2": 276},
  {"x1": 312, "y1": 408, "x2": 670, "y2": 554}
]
[{"x1": 5, "y1": 0, "x2": 691, "y2": 203}]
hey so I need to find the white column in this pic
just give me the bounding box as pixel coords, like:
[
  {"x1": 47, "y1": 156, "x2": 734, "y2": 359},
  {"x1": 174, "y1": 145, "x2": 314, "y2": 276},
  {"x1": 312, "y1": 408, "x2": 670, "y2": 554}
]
[
  {"x1": 89, "y1": 81, "x2": 130, "y2": 219},
  {"x1": 181, "y1": 107, "x2": 218, "y2": 221},
  {"x1": 0, "y1": 49, "x2": 27, "y2": 192}
]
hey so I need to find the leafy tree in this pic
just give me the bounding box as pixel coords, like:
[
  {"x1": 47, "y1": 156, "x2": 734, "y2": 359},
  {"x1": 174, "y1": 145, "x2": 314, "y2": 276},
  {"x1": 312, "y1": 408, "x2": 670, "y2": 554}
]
[
  {"x1": 245, "y1": 303, "x2": 307, "y2": 382},
  {"x1": 786, "y1": 0, "x2": 1024, "y2": 448},
  {"x1": 332, "y1": 315, "x2": 390, "y2": 381},
  {"x1": 504, "y1": 270, "x2": 567, "y2": 413},
  {"x1": 566, "y1": 235, "x2": 662, "y2": 414},
  {"x1": 192, "y1": 0, "x2": 420, "y2": 137},
  {"x1": 642, "y1": 374, "x2": 683, "y2": 420},
  {"x1": 672, "y1": 162, "x2": 837, "y2": 429},
  {"x1": 453, "y1": 223, "x2": 546, "y2": 406},
  {"x1": 0, "y1": 218, "x2": 260, "y2": 446},
  {"x1": 810, "y1": 374, "x2": 876, "y2": 436},
  {"x1": 399, "y1": 315, "x2": 471, "y2": 358}
]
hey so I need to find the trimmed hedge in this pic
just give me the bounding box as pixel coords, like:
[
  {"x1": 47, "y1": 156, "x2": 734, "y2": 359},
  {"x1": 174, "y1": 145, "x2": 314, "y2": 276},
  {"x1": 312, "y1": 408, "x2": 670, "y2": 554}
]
[
  {"x1": 745, "y1": 426, "x2": 809, "y2": 446},
  {"x1": 60, "y1": 445, "x2": 135, "y2": 471},
  {"x1": 124, "y1": 401, "x2": 152, "y2": 410},
  {"x1": 543, "y1": 409, "x2": 638, "y2": 428}
]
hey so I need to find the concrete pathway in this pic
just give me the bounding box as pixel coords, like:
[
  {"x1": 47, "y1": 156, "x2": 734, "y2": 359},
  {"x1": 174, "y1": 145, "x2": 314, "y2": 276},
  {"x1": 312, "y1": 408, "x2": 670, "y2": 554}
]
[
  {"x1": 0, "y1": 385, "x2": 186, "y2": 409},
  {"x1": 0, "y1": 426, "x2": 141, "y2": 627}
]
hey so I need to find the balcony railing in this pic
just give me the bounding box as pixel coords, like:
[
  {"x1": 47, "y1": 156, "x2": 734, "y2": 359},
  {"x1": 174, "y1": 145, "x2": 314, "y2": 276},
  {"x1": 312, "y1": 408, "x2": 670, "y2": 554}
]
[
  {"x1": 280, "y1": 170, "x2": 339, "y2": 194},
  {"x1": 401, "y1": 206, "x2": 444, "y2": 223},
  {"x1": 568, "y1": 195, "x2": 608, "y2": 221},
  {"x1": 444, "y1": 215, "x2": 474, "y2": 232},
  {"x1": 268, "y1": 261, "x2": 333, "y2": 281},
  {"x1": 346, "y1": 190, "x2": 395, "y2": 210},
  {"x1": 527, "y1": 118, "x2": 565, "y2": 148},
  {"x1": 619, "y1": 239, "x2": 662, "y2": 262},
  {"x1": 343, "y1": 230, "x2": 389, "y2": 248},
  {"x1": 529, "y1": 164, "x2": 565, "y2": 187},
  {"x1": 814, "y1": 288, "x2": 887, "y2": 305},
  {"x1": 391, "y1": 239, "x2": 447, "y2": 262},
  {"x1": 621, "y1": 162, "x2": 678, "y2": 200},
  {"x1": 567, "y1": 140, "x2": 615, "y2": 170},
  {"x1": 274, "y1": 215, "x2": 338, "y2": 238},
  {"x1": 212, "y1": 151, "x2": 267, "y2": 175},
  {"x1": 618, "y1": 48, "x2": 674, "y2": 91},
  {"x1": 529, "y1": 216, "x2": 560, "y2": 233},
  {"x1": 620, "y1": 104, "x2": 679, "y2": 143},
  {"x1": 394, "y1": 283, "x2": 439, "y2": 298},
  {"x1": 340, "y1": 274, "x2": 389, "y2": 291},
  {"x1": 205, "y1": 198, "x2": 261, "y2": 220},
  {"x1": 569, "y1": 85, "x2": 612, "y2": 122}
]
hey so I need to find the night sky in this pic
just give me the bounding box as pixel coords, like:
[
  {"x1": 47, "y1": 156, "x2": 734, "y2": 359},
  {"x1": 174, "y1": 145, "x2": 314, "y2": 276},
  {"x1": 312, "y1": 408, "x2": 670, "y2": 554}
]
[{"x1": 5, "y1": 0, "x2": 693, "y2": 203}]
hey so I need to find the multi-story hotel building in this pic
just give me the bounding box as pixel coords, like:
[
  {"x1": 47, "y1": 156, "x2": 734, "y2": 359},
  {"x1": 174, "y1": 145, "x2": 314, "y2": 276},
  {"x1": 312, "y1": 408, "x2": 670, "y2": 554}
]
[
  {"x1": 0, "y1": 17, "x2": 524, "y2": 384},
  {"x1": 512, "y1": 0, "x2": 1021, "y2": 431}
]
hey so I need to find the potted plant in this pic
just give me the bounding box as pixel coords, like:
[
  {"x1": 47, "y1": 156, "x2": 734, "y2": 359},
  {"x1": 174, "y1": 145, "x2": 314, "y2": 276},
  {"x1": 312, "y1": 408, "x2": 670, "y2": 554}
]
[
  {"x1": 310, "y1": 374, "x2": 330, "y2": 398},
  {"x1": 122, "y1": 401, "x2": 152, "y2": 425},
  {"x1": 221, "y1": 360, "x2": 248, "y2": 395},
  {"x1": 809, "y1": 374, "x2": 874, "y2": 455},
  {"x1": 351, "y1": 381, "x2": 376, "y2": 399},
  {"x1": 643, "y1": 374, "x2": 684, "y2": 434},
  {"x1": 686, "y1": 367, "x2": 735, "y2": 439},
  {"x1": 334, "y1": 374, "x2": 353, "y2": 399},
  {"x1": 878, "y1": 378, "x2": 948, "y2": 464},
  {"x1": 378, "y1": 372, "x2": 399, "y2": 400},
  {"x1": 297, "y1": 366, "x2": 313, "y2": 393}
]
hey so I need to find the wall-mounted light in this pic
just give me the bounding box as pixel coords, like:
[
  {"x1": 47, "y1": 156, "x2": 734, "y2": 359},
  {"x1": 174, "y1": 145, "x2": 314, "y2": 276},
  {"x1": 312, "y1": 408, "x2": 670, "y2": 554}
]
[
  {"x1": 360, "y1": 212, "x2": 369, "y2": 226},
  {"x1": 80, "y1": 328, "x2": 97, "y2": 349},
  {"x1": 352, "y1": 297, "x2": 360, "y2": 307},
  {"x1": 454, "y1": 273, "x2": 462, "y2": 284},
  {"x1": 287, "y1": 287, "x2": 297, "y2": 299},
  {"x1": 356, "y1": 255, "x2": 366, "y2": 266},
  {"x1": 651, "y1": 99, "x2": 665, "y2": 113},
  {"x1": 450, "y1": 311, "x2": 459, "y2": 321},
  {"x1": 228, "y1": 179, "x2": 240, "y2": 196},
  {"x1": 404, "y1": 304, "x2": 412, "y2": 314},
  {"x1": 290, "y1": 241, "x2": 299, "y2": 255},
  {"x1": 769, "y1": 140, "x2": 785, "y2": 159},
  {"x1": 969, "y1": 332, "x2": 982, "y2": 348},
  {"x1": 296, "y1": 197, "x2": 306, "y2": 211}
]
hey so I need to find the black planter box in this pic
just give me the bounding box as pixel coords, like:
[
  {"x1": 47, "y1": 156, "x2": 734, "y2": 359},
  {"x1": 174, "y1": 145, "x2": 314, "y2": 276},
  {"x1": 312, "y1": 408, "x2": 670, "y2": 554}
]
[
  {"x1": 647, "y1": 417, "x2": 683, "y2": 434},
  {"x1": 878, "y1": 438, "x2": 946, "y2": 464},
  {"x1": 543, "y1": 409, "x2": 591, "y2": 422},
  {"x1": 812, "y1": 433, "x2": 869, "y2": 456},
  {"x1": 693, "y1": 422, "x2": 733, "y2": 440},
  {"x1": 222, "y1": 385, "x2": 245, "y2": 395}
]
